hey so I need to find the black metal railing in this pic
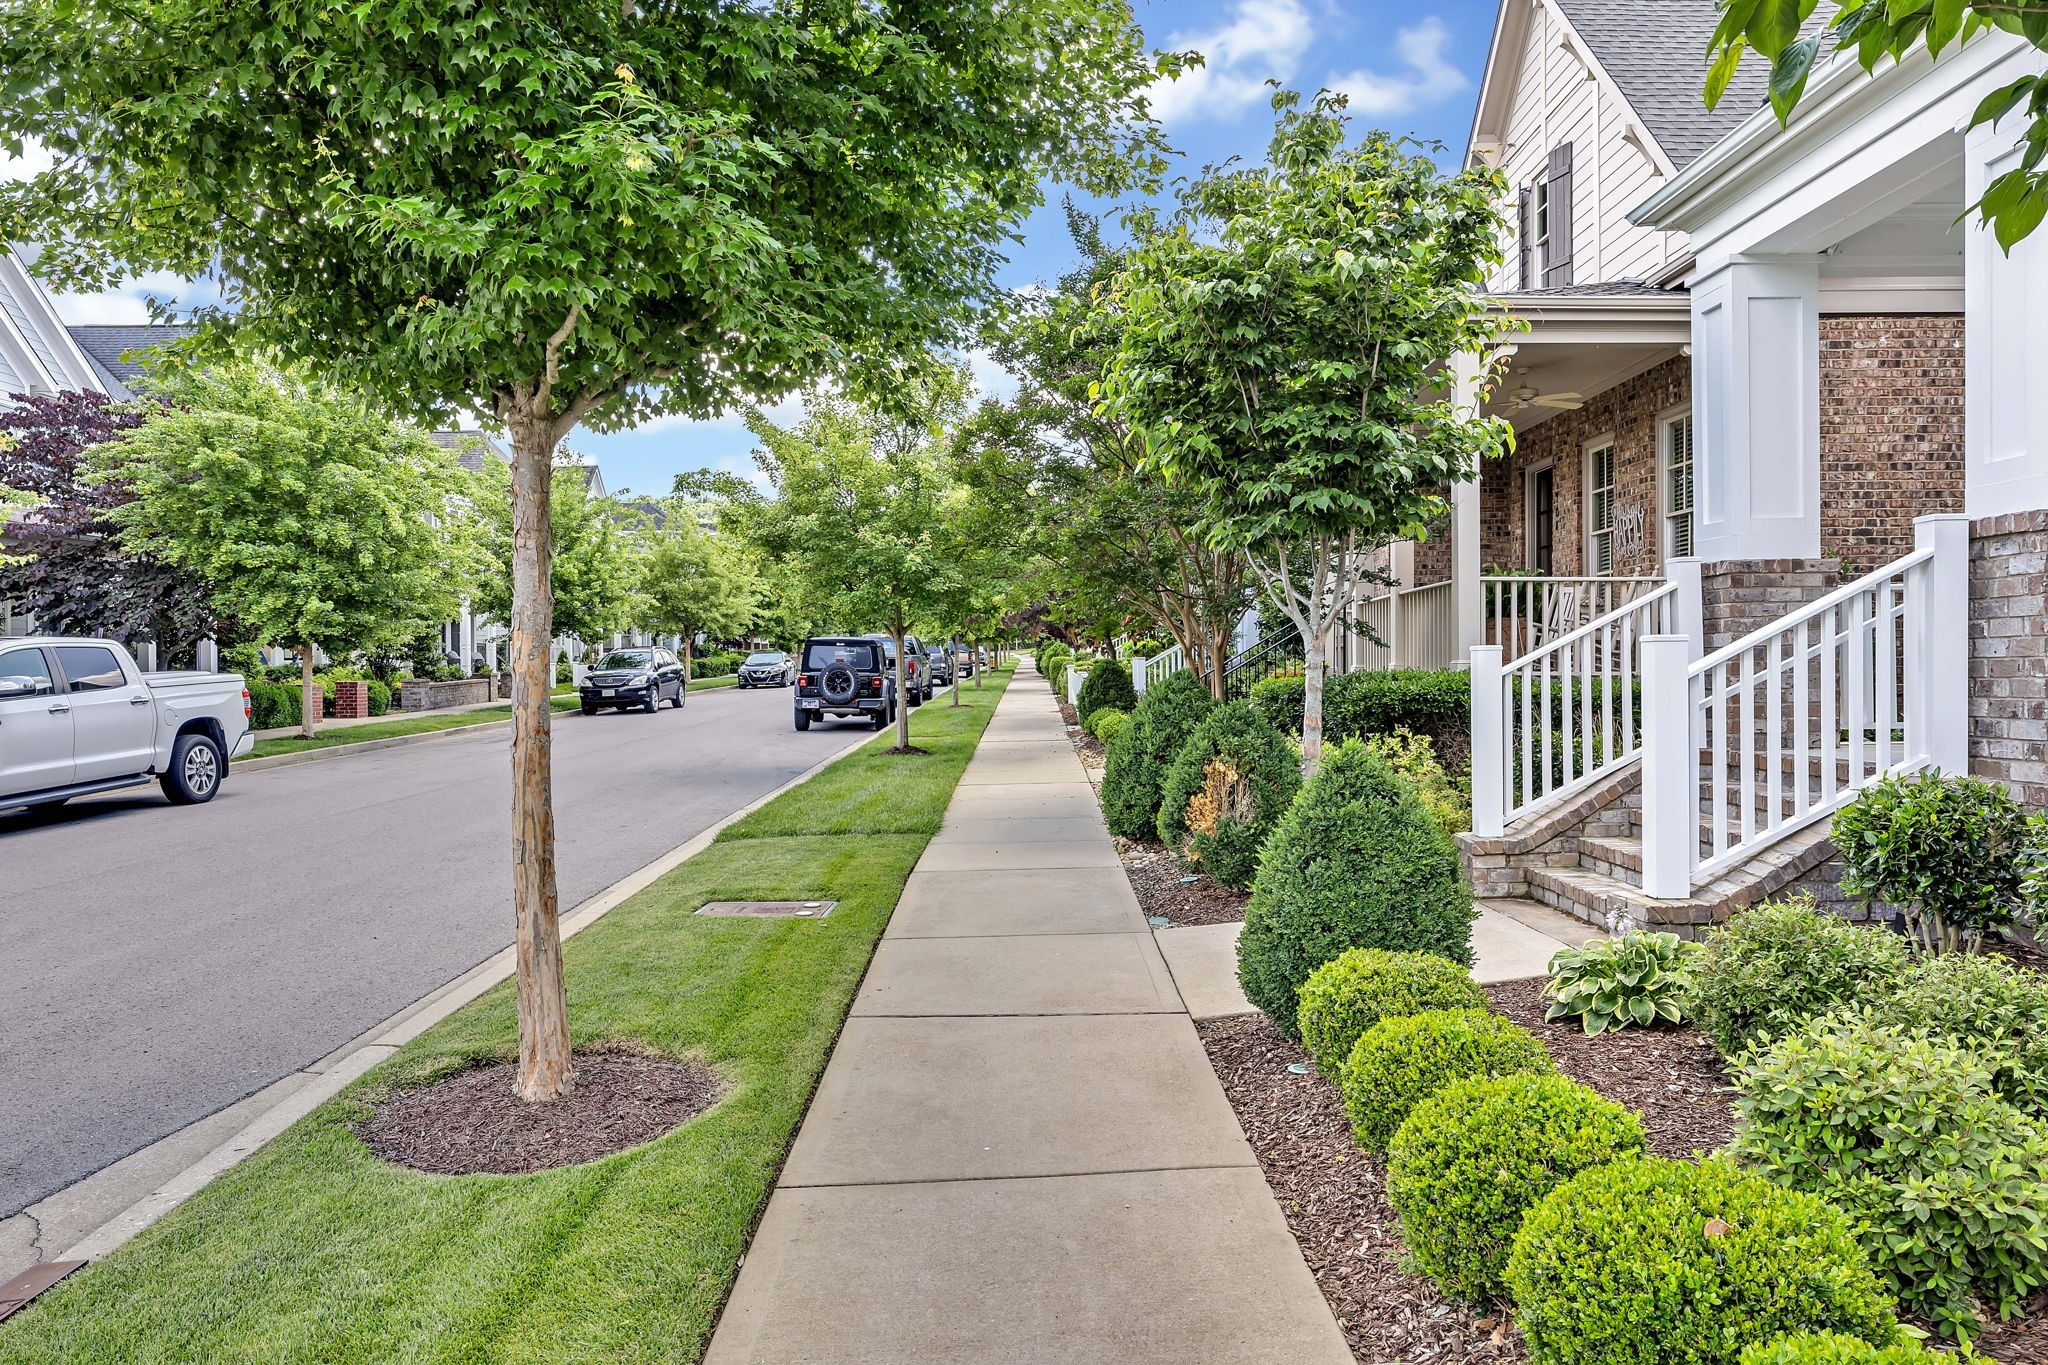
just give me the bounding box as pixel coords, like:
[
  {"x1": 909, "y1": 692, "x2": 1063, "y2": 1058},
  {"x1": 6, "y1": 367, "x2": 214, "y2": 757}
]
[{"x1": 1221, "y1": 620, "x2": 1304, "y2": 700}]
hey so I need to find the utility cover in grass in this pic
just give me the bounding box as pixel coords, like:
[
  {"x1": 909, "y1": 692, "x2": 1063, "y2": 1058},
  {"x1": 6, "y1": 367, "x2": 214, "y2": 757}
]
[{"x1": 356, "y1": 1051, "x2": 725, "y2": 1174}]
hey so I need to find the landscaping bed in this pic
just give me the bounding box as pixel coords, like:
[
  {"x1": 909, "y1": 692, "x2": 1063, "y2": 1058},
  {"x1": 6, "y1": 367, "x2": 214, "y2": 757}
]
[
  {"x1": 1114, "y1": 838, "x2": 1249, "y2": 926},
  {"x1": 0, "y1": 670, "x2": 1015, "y2": 1363}
]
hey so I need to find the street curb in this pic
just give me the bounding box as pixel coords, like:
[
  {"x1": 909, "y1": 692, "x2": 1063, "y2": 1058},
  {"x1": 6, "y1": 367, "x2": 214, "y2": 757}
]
[
  {"x1": 47, "y1": 717, "x2": 887, "y2": 1269},
  {"x1": 234, "y1": 718, "x2": 518, "y2": 772}
]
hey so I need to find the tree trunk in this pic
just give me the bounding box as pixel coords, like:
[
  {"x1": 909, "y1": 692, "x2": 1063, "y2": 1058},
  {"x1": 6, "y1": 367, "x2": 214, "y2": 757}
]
[
  {"x1": 1206, "y1": 633, "x2": 1231, "y2": 702},
  {"x1": 892, "y1": 609, "x2": 911, "y2": 750},
  {"x1": 681, "y1": 632, "x2": 693, "y2": 687},
  {"x1": 297, "y1": 642, "x2": 319, "y2": 739},
  {"x1": 1302, "y1": 628, "x2": 1327, "y2": 777},
  {"x1": 506, "y1": 424, "x2": 573, "y2": 1103}
]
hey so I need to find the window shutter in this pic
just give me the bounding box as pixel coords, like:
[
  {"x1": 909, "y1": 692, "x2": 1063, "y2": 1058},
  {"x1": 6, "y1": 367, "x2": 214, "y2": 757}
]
[
  {"x1": 1544, "y1": 143, "x2": 1574, "y2": 287},
  {"x1": 1517, "y1": 186, "x2": 1533, "y2": 290}
]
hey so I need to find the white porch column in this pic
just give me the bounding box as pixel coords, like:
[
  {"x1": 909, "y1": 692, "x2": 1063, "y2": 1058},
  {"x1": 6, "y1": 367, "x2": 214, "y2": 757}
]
[
  {"x1": 1638, "y1": 634, "x2": 1697, "y2": 900},
  {"x1": 1690, "y1": 258, "x2": 1822, "y2": 560},
  {"x1": 1468, "y1": 645, "x2": 1505, "y2": 838},
  {"x1": 1909, "y1": 513, "x2": 1972, "y2": 775},
  {"x1": 459, "y1": 598, "x2": 475, "y2": 674},
  {"x1": 197, "y1": 638, "x2": 218, "y2": 673},
  {"x1": 1964, "y1": 122, "x2": 2048, "y2": 519},
  {"x1": 1451, "y1": 349, "x2": 1485, "y2": 664}
]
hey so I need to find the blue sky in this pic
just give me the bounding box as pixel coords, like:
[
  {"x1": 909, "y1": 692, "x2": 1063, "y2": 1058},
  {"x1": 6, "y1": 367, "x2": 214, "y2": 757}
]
[{"x1": 22, "y1": 0, "x2": 1499, "y2": 498}]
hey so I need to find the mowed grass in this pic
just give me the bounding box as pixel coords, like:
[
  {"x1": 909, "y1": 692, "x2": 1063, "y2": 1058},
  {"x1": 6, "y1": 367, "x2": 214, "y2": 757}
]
[
  {"x1": 0, "y1": 666, "x2": 1016, "y2": 1365},
  {"x1": 247, "y1": 697, "x2": 579, "y2": 760}
]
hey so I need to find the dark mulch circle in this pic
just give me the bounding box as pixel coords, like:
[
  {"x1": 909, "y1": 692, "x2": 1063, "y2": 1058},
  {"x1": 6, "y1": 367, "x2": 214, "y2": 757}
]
[
  {"x1": 356, "y1": 1052, "x2": 725, "y2": 1175},
  {"x1": 1117, "y1": 839, "x2": 1249, "y2": 926},
  {"x1": 1485, "y1": 977, "x2": 1735, "y2": 1157},
  {"x1": 884, "y1": 744, "x2": 930, "y2": 756}
]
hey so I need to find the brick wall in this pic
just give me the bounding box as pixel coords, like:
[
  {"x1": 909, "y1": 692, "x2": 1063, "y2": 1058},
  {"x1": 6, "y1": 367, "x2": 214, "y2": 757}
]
[
  {"x1": 1698, "y1": 559, "x2": 1840, "y2": 653},
  {"x1": 1818, "y1": 314, "x2": 1966, "y2": 574},
  {"x1": 333, "y1": 679, "x2": 370, "y2": 719},
  {"x1": 1969, "y1": 509, "x2": 2048, "y2": 807},
  {"x1": 1478, "y1": 355, "x2": 1688, "y2": 578}
]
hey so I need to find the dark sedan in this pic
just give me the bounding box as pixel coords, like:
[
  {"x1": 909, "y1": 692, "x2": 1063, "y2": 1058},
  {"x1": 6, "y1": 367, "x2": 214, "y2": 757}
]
[
  {"x1": 737, "y1": 651, "x2": 794, "y2": 688},
  {"x1": 579, "y1": 648, "x2": 687, "y2": 714}
]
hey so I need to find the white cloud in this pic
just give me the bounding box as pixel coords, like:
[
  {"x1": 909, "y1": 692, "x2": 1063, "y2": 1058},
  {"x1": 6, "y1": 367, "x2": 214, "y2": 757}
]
[
  {"x1": 962, "y1": 348, "x2": 1020, "y2": 404},
  {"x1": 1327, "y1": 17, "x2": 1468, "y2": 117},
  {"x1": 1146, "y1": 0, "x2": 1315, "y2": 125}
]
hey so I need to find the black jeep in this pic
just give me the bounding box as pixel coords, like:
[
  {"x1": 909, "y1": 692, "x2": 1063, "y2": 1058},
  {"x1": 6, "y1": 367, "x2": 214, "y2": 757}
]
[{"x1": 794, "y1": 636, "x2": 895, "y2": 731}]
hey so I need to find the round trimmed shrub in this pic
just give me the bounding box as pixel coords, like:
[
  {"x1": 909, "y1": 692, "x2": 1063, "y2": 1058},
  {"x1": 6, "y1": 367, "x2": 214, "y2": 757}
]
[
  {"x1": 1689, "y1": 897, "x2": 1912, "y2": 1057},
  {"x1": 365, "y1": 679, "x2": 392, "y2": 716},
  {"x1": 1505, "y1": 1156, "x2": 1900, "y2": 1365},
  {"x1": 1154, "y1": 700, "x2": 1300, "y2": 890},
  {"x1": 1076, "y1": 657, "x2": 1135, "y2": 725},
  {"x1": 1732, "y1": 1013, "x2": 2048, "y2": 1333},
  {"x1": 1092, "y1": 709, "x2": 1131, "y2": 746},
  {"x1": 1857, "y1": 951, "x2": 2048, "y2": 1117},
  {"x1": 1338, "y1": 1008, "x2": 1552, "y2": 1153},
  {"x1": 1082, "y1": 705, "x2": 1127, "y2": 738},
  {"x1": 1387, "y1": 1073, "x2": 1646, "y2": 1301},
  {"x1": 1738, "y1": 1333, "x2": 1986, "y2": 1365},
  {"x1": 1296, "y1": 948, "x2": 1487, "y2": 1078},
  {"x1": 1100, "y1": 669, "x2": 1215, "y2": 843},
  {"x1": 1237, "y1": 739, "x2": 1474, "y2": 1038}
]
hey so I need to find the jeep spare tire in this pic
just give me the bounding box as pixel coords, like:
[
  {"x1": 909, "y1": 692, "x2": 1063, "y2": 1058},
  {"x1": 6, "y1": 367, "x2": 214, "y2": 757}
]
[{"x1": 820, "y1": 664, "x2": 859, "y2": 705}]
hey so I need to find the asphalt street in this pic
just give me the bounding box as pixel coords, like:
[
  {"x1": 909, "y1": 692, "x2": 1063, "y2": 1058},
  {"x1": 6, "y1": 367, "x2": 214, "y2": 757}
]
[{"x1": 0, "y1": 683, "x2": 884, "y2": 1219}]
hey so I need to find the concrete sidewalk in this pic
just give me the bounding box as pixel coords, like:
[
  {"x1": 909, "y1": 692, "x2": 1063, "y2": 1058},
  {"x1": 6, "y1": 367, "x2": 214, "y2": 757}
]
[{"x1": 705, "y1": 667, "x2": 1350, "y2": 1365}]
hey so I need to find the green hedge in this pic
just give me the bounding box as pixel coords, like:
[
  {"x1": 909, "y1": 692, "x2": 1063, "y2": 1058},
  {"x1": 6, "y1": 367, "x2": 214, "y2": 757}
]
[
  {"x1": 1505, "y1": 1156, "x2": 1901, "y2": 1365},
  {"x1": 1247, "y1": 668, "x2": 1467, "y2": 744},
  {"x1": 1100, "y1": 670, "x2": 1215, "y2": 843},
  {"x1": 247, "y1": 679, "x2": 303, "y2": 730},
  {"x1": 1689, "y1": 898, "x2": 1912, "y2": 1057},
  {"x1": 1154, "y1": 700, "x2": 1300, "y2": 890},
  {"x1": 1236, "y1": 740, "x2": 1474, "y2": 1038}
]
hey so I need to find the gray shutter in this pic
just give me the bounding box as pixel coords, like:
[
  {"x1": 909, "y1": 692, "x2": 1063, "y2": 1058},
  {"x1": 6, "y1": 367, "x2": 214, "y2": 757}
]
[
  {"x1": 1517, "y1": 186, "x2": 1534, "y2": 290},
  {"x1": 1544, "y1": 143, "x2": 1574, "y2": 287}
]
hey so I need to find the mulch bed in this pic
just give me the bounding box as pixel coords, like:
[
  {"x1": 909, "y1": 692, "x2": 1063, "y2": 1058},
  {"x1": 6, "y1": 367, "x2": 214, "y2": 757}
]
[
  {"x1": 1117, "y1": 838, "x2": 1250, "y2": 926},
  {"x1": 356, "y1": 1051, "x2": 725, "y2": 1175},
  {"x1": 885, "y1": 744, "x2": 930, "y2": 756}
]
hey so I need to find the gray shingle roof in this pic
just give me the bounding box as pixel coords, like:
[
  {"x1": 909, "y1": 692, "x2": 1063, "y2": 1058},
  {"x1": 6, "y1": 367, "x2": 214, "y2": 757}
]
[
  {"x1": 1556, "y1": 0, "x2": 1781, "y2": 170},
  {"x1": 425, "y1": 430, "x2": 510, "y2": 472},
  {"x1": 64, "y1": 324, "x2": 194, "y2": 384},
  {"x1": 1495, "y1": 280, "x2": 1688, "y2": 298}
]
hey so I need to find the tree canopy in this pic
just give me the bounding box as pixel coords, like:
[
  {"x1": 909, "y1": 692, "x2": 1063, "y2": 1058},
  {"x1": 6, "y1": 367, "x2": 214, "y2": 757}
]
[{"x1": 1099, "y1": 93, "x2": 1512, "y2": 768}]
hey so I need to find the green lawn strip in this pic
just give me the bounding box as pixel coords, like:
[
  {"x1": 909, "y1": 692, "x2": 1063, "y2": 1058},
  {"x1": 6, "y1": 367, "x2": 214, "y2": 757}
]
[
  {"x1": 688, "y1": 674, "x2": 739, "y2": 691},
  {"x1": 247, "y1": 698, "x2": 579, "y2": 760},
  {"x1": 0, "y1": 667, "x2": 1015, "y2": 1365}
]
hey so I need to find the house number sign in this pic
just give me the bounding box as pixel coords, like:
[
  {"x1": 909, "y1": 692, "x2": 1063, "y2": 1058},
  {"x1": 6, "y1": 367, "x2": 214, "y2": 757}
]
[{"x1": 1614, "y1": 504, "x2": 1646, "y2": 559}]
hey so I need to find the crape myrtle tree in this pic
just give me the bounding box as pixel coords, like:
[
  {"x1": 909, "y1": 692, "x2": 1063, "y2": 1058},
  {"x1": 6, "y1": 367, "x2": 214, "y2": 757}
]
[
  {"x1": 982, "y1": 209, "x2": 1252, "y2": 696},
  {"x1": 740, "y1": 374, "x2": 967, "y2": 751},
  {"x1": 0, "y1": 390, "x2": 223, "y2": 658},
  {"x1": 1705, "y1": 0, "x2": 2048, "y2": 247},
  {"x1": 640, "y1": 510, "x2": 764, "y2": 679},
  {"x1": 0, "y1": 0, "x2": 1175, "y2": 1102},
  {"x1": 473, "y1": 458, "x2": 643, "y2": 654},
  {"x1": 88, "y1": 364, "x2": 477, "y2": 738},
  {"x1": 1100, "y1": 92, "x2": 1514, "y2": 773}
]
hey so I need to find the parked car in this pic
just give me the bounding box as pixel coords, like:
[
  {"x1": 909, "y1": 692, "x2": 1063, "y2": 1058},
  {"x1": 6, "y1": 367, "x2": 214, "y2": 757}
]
[
  {"x1": 0, "y1": 636, "x2": 252, "y2": 811},
  {"x1": 795, "y1": 636, "x2": 895, "y2": 731},
  {"x1": 923, "y1": 644, "x2": 954, "y2": 687},
  {"x1": 862, "y1": 633, "x2": 931, "y2": 706},
  {"x1": 953, "y1": 644, "x2": 978, "y2": 678},
  {"x1": 737, "y1": 650, "x2": 794, "y2": 688},
  {"x1": 579, "y1": 647, "x2": 686, "y2": 714}
]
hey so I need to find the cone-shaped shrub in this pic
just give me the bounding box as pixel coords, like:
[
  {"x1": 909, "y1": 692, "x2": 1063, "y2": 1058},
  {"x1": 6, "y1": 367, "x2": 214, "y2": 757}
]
[
  {"x1": 1296, "y1": 948, "x2": 1487, "y2": 1078},
  {"x1": 1076, "y1": 657, "x2": 1135, "y2": 725},
  {"x1": 1154, "y1": 700, "x2": 1300, "y2": 890},
  {"x1": 1100, "y1": 668, "x2": 1215, "y2": 842},
  {"x1": 1236, "y1": 740, "x2": 1474, "y2": 1037}
]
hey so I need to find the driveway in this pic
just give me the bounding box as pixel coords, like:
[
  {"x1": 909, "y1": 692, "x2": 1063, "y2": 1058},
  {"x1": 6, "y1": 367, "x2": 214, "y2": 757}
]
[{"x1": 0, "y1": 685, "x2": 881, "y2": 1219}]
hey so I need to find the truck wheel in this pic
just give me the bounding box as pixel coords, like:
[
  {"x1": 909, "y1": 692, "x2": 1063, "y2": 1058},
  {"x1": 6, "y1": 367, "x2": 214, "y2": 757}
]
[
  {"x1": 795, "y1": 710, "x2": 811, "y2": 731},
  {"x1": 161, "y1": 732, "x2": 225, "y2": 805}
]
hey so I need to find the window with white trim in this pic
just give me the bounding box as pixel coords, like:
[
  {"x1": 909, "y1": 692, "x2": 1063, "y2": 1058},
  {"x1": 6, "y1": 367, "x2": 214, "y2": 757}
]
[
  {"x1": 1662, "y1": 413, "x2": 1695, "y2": 561},
  {"x1": 1585, "y1": 440, "x2": 1616, "y2": 575}
]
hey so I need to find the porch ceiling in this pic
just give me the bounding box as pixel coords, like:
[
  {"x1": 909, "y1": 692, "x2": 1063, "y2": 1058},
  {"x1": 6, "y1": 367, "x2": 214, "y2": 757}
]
[{"x1": 1481, "y1": 294, "x2": 1691, "y2": 431}]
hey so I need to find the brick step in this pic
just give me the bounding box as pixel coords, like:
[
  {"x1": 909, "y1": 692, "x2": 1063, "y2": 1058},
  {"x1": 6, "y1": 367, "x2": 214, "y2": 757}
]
[{"x1": 1531, "y1": 817, "x2": 1842, "y2": 938}]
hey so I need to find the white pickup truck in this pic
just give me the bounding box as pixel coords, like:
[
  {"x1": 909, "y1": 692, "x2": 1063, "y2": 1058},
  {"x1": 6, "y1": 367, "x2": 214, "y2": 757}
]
[{"x1": 0, "y1": 636, "x2": 253, "y2": 812}]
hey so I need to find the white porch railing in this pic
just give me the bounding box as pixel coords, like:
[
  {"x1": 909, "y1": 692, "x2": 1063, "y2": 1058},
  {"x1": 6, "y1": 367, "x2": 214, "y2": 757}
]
[
  {"x1": 1471, "y1": 581, "x2": 1683, "y2": 835},
  {"x1": 1483, "y1": 576, "x2": 1663, "y2": 659},
  {"x1": 1350, "y1": 580, "x2": 1457, "y2": 673},
  {"x1": 1134, "y1": 644, "x2": 1186, "y2": 696},
  {"x1": 1636, "y1": 516, "x2": 1971, "y2": 897}
]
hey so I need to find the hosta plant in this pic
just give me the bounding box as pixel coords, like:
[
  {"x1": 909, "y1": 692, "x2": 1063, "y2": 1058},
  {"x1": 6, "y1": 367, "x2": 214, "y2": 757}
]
[{"x1": 1544, "y1": 931, "x2": 1701, "y2": 1035}]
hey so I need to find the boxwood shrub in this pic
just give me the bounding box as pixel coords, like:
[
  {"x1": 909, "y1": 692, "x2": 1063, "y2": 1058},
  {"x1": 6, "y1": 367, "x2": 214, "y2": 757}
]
[
  {"x1": 1295, "y1": 948, "x2": 1487, "y2": 1079},
  {"x1": 1731, "y1": 1014, "x2": 2048, "y2": 1334},
  {"x1": 1154, "y1": 700, "x2": 1300, "y2": 890},
  {"x1": 1247, "y1": 668, "x2": 1468, "y2": 745},
  {"x1": 1739, "y1": 1333, "x2": 1987, "y2": 1364},
  {"x1": 365, "y1": 679, "x2": 392, "y2": 716},
  {"x1": 1081, "y1": 706, "x2": 1127, "y2": 739},
  {"x1": 1689, "y1": 897, "x2": 1912, "y2": 1057},
  {"x1": 1339, "y1": 1008, "x2": 1553, "y2": 1153},
  {"x1": 1237, "y1": 740, "x2": 1474, "y2": 1038},
  {"x1": 1100, "y1": 669, "x2": 1215, "y2": 843},
  {"x1": 1505, "y1": 1156, "x2": 1900, "y2": 1365},
  {"x1": 1076, "y1": 658, "x2": 1136, "y2": 725},
  {"x1": 1387, "y1": 1073, "x2": 1645, "y2": 1301}
]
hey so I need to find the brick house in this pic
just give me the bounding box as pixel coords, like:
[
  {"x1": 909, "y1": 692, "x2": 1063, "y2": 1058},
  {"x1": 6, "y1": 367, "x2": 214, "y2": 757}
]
[{"x1": 1418, "y1": 4, "x2": 2048, "y2": 937}]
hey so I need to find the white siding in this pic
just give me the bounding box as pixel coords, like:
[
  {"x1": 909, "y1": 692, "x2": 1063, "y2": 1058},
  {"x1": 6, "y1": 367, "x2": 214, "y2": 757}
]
[{"x1": 1480, "y1": 0, "x2": 1687, "y2": 291}]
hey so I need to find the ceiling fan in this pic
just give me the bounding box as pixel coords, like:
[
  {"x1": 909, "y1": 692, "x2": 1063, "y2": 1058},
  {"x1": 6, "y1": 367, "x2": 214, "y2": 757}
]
[{"x1": 1500, "y1": 377, "x2": 1584, "y2": 412}]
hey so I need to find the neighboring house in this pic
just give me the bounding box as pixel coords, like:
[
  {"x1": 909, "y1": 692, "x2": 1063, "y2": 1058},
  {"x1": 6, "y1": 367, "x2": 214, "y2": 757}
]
[{"x1": 1438, "y1": 11, "x2": 2048, "y2": 941}]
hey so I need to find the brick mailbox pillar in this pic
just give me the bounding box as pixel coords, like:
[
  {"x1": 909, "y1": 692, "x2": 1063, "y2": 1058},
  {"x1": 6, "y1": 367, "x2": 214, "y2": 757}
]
[{"x1": 333, "y1": 679, "x2": 371, "y2": 719}]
